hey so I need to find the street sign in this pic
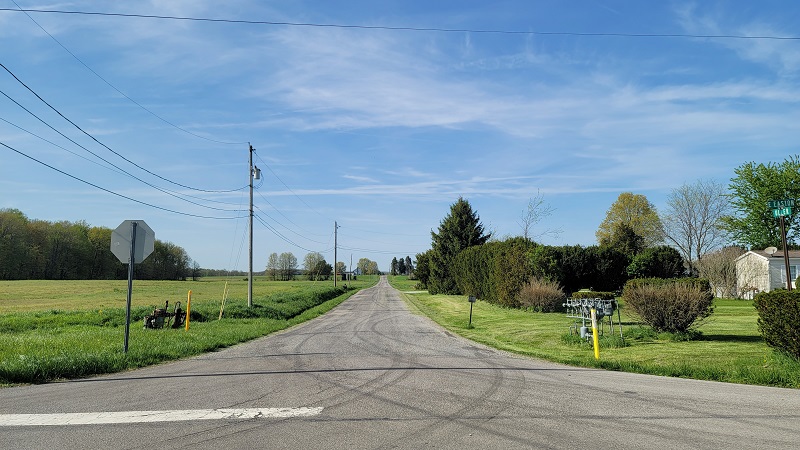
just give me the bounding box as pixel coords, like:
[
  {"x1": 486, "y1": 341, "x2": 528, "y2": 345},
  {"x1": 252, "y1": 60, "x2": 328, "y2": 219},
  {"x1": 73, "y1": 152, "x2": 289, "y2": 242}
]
[
  {"x1": 111, "y1": 220, "x2": 155, "y2": 264},
  {"x1": 767, "y1": 199, "x2": 795, "y2": 209},
  {"x1": 110, "y1": 220, "x2": 155, "y2": 354},
  {"x1": 773, "y1": 207, "x2": 792, "y2": 218}
]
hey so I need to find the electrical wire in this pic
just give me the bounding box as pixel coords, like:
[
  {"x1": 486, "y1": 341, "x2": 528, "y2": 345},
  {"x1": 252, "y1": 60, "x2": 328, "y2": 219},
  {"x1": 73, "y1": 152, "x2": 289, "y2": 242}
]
[
  {"x1": 1, "y1": 140, "x2": 245, "y2": 220},
  {"x1": 9, "y1": 0, "x2": 247, "y2": 146},
  {"x1": 2, "y1": 8, "x2": 798, "y2": 40},
  {"x1": 0, "y1": 88, "x2": 245, "y2": 213},
  {"x1": 256, "y1": 154, "x2": 327, "y2": 219},
  {"x1": 0, "y1": 62, "x2": 247, "y2": 194}
]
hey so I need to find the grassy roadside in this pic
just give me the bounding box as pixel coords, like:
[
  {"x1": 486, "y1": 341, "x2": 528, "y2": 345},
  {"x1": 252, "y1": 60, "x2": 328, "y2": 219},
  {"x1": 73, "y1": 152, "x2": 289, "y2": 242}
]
[
  {"x1": 0, "y1": 277, "x2": 377, "y2": 386},
  {"x1": 388, "y1": 276, "x2": 800, "y2": 388}
]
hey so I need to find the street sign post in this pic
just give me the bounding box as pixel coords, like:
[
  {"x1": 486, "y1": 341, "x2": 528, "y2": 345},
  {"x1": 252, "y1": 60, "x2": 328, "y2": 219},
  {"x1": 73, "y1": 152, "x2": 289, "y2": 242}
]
[
  {"x1": 111, "y1": 220, "x2": 155, "y2": 353},
  {"x1": 767, "y1": 200, "x2": 794, "y2": 291}
]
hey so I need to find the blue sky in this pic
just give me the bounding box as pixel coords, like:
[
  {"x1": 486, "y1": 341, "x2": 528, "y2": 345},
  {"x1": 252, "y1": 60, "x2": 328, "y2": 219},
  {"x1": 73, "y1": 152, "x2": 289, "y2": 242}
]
[{"x1": 2, "y1": 1, "x2": 799, "y2": 272}]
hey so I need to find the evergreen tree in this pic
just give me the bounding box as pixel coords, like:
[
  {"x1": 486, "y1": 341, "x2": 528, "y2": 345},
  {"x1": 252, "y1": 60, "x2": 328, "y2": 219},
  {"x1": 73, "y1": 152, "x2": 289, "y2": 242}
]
[{"x1": 429, "y1": 197, "x2": 491, "y2": 294}]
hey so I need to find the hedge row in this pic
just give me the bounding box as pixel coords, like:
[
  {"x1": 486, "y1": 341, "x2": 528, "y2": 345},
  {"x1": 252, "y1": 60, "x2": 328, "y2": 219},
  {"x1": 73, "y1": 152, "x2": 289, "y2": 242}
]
[{"x1": 753, "y1": 290, "x2": 800, "y2": 359}]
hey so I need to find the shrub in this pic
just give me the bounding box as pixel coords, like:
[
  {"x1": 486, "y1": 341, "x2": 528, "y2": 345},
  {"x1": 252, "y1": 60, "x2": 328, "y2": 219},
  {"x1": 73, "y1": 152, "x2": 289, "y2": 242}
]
[
  {"x1": 622, "y1": 278, "x2": 713, "y2": 333},
  {"x1": 753, "y1": 290, "x2": 800, "y2": 360},
  {"x1": 517, "y1": 277, "x2": 566, "y2": 312}
]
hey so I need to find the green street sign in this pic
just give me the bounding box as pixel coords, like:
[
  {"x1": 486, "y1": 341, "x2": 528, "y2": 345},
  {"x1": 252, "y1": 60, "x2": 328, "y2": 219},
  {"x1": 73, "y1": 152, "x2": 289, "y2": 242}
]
[
  {"x1": 773, "y1": 207, "x2": 792, "y2": 218},
  {"x1": 768, "y1": 199, "x2": 796, "y2": 208}
]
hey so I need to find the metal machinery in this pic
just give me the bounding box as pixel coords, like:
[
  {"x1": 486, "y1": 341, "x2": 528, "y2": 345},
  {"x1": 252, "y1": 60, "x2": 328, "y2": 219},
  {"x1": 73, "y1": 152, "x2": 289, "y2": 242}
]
[
  {"x1": 563, "y1": 297, "x2": 623, "y2": 342},
  {"x1": 143, "y1": 300, "x2": 186, "y2": 329}
]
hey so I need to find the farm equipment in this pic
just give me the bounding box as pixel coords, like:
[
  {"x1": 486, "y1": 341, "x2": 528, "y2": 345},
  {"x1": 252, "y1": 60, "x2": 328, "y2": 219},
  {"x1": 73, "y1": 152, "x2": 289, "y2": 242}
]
[{"x1": 143, "y1": 300, "x2": 186, "y2": 329}]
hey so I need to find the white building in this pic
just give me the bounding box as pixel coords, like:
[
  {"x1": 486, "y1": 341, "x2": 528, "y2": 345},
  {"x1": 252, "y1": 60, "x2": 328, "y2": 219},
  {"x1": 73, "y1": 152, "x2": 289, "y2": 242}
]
[{"x1": 735, "y1": 250, "x2": 800, "y2": 299}]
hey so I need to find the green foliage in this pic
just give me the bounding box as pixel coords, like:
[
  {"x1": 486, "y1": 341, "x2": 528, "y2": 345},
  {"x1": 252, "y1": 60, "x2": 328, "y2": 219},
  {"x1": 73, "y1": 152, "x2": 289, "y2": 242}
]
[
  {"x1": 428, "y1": 197, "x2": 490, "y2": 294},
  {"x1": 493, "y1": 237, "x2": 535, "y2": 307},
  {"x1": 413, "y1": 250, "x2": 432, "y2": 289},
  {"x1": 517, "y1": 277, "x2": 565, "y2": 312},
  {"x1": 453, "y1": 242, "x2": 499, "y2": 303},
  {"x1": 622, "y1": 278, "x2": 714, "y2": 333},
  {"x1": 626, "y1": 245, "x2": 685, "y2": 279},
  {"x1": 753, "y1": 290, "x2": 800, "y2": 359},
  {"x1": 571, "y1": 290, "x2": 616, "y2": 300},
  {"x1": 596, "y1": 192, "x2": 663, "y2": 249},
  {"x1": 722, "y1": 155, "x2": 800, "y2": 249},
  {"x1": 529, "y1": 245, "x2": 630, "y2": 294},
  {"x1": 0, "y1": 208, "x2": 193, "y2": 281}
]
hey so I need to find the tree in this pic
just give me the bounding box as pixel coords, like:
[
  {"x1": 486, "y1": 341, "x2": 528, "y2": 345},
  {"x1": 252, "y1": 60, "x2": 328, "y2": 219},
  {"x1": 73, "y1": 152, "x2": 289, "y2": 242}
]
[
  {"x1": 597, "y1": 192, "x2": 663, "y2": 249},
  {"x1": 429, "y1": 197, "x2": 491, "y2": 295},
  {"x1": 696, "y1": 246, "x2": 745, "y2": 298},
  {"x1": 390, "y1": 257, "x2": 398, "y2": 276},
  {"x1": 266, "y1": 253, "x2": 279, "y2": 281},
  {"x1": 604, "y1": 223, "x2": 646, "y2": 257},
  {"x1": 397, "y1": 257, "x2": 406, "y2": 275},
  {"x1": 278, "y1": 252, "x2": 298, "y2": 281},
  {"x1": 663, "y1": 180, "x2": 731, "y2": 275},
  {"x1": 517, "y1": 191, "x2": 560, "y2": 241},
  {"x1": 627, "y1": 245, "x2": 685, "y2": 279},
  {"x1": 336, "y1": 261, "x2": 347, "y2": 278},
  {"x1": 404, "y1": 256, "x2": 413, "y2": 276},
  {"x1": 414, "y1": 250, "x2": 431, "y2": 287},
  {"x1": 722, "y1": 156, "x2": 800, "y2": 250},
  {"x1": 303, "y1": 252, "x2": 326, "y2": 281}
]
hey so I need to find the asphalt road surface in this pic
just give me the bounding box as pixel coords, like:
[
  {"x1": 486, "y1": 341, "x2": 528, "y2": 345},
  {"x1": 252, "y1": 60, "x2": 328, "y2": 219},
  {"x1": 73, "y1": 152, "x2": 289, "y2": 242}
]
[{"x1": 2, "y1": 277, "x2": 799, "y2": 449}]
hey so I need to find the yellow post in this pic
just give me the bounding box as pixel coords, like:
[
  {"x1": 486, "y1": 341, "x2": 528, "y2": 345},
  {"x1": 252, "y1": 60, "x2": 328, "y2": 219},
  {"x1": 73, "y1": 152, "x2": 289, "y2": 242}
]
[
  {"x1": 590, "y1": 307, "x2": 600, "y2": 360},
  {"x1": 185, "y1": 290, "x2": 192, "y2": 331}
]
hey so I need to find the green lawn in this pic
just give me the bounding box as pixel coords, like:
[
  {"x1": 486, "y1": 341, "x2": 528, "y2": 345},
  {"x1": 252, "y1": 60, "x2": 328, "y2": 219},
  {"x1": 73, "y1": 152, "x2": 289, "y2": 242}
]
[
  {"x1": 0, "y1": 276, "x2": 378, "y2": 385},
  {"x1": 388, "y1": 276, "x2": 800, "y2": 388}
]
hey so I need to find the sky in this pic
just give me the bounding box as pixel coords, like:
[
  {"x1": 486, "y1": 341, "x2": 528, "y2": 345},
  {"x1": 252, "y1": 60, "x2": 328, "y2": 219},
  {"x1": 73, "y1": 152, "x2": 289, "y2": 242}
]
[{"x1": 2, "y1": 1, "x2": 800, "y2": 273}]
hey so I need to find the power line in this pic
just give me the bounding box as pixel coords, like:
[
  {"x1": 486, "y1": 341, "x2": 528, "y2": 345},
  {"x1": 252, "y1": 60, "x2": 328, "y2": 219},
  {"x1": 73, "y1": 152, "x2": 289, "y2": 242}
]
[
  {"x1": 1, "y1": 140, "x2": 244, "y2": 220},
  {"x1": 256, "y1": 154, "x2": 327, "y2": 219},
  {"x1": 0, "y1": 62, "x2": 247, "y2": 194},
  {"x1": 2, "y1": 8, "x2": 799, "y2": 41},
  {"x1": 9, "y1": 1, "x2": 247, "y2": 146},
  {"x1": 0, "y1": 89, "x2": 244, "y2": 213}
]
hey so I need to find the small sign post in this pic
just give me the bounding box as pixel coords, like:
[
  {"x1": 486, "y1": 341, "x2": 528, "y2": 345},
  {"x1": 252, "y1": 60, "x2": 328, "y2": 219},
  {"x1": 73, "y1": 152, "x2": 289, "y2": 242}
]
[
  {"x1": 111, "y1": 220, "x2": 155, "y2": 352},
  {"x1": 468, "y1": 296, "x2": 476, "y2": 327}
]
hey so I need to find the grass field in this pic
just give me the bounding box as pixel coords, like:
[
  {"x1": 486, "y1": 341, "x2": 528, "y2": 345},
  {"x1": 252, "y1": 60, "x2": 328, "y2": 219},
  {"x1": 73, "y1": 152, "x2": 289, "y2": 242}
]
[
  {"x1": 0, "y1": 276, "x2": 378, "y2": 385},
  {"x1": 388, "y1": 276, "x2": 800, "y2": 388}
]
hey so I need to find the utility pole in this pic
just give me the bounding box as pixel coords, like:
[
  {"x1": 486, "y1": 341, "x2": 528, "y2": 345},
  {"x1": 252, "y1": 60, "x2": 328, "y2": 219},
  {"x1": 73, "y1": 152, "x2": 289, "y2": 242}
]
[
  {"x1": 334, "y1": 221, "x2": 339, "y2": 287},
  {"x1": 248, "y1": 144, "x2": 260, "y2": 307}
]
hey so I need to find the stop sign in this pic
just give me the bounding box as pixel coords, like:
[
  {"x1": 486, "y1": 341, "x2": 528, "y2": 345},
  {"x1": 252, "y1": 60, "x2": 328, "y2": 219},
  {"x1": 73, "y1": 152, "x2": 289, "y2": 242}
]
[{"x1": 110, "y1": 220, "x2": 155, "y2": 264}]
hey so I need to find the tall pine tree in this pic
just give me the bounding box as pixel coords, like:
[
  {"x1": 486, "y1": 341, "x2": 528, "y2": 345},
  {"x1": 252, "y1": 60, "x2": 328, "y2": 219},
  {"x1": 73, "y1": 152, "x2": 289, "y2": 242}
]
[{"x1": 428, "y1": 197, "x2": 490, "y2": 294}]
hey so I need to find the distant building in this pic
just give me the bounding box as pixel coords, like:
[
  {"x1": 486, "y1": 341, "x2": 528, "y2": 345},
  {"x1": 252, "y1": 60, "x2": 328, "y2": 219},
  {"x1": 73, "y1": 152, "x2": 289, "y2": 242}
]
[{"x1": 735, "y1": 250, "x2": 800, "y2": 299}]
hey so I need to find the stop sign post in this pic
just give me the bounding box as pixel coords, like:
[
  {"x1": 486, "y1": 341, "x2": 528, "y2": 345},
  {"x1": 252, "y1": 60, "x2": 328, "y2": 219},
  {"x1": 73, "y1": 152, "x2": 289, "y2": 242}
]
[{"x1": 111, "y1": 220, "x2": 155, "y2": 353}]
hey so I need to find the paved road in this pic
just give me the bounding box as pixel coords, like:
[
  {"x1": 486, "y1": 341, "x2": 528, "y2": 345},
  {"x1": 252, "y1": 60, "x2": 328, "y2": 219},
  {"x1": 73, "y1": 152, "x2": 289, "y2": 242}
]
[{"x1": 2, "y1": 277, "x2": 799, "y2": 449}]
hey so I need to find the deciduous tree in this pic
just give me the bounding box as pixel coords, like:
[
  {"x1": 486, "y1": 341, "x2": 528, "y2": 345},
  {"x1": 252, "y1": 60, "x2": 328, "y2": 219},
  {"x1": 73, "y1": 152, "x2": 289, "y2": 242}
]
[
  {"x1": 663, "y1": 180, "x2": 731, "y2": 275},
  {"x1": 597, "y1": 192, "x2": 663, "y2": 249},
  {"x1": 722, "y1": 156, "x2": 800, "y2": 249}
]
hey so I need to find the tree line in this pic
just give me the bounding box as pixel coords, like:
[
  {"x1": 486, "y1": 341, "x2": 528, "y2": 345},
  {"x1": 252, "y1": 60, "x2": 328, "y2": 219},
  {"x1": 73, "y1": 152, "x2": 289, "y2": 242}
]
[
  {"x1": 0, "y1": 209, "x2": 196, "y2": 281},
  {"x1": 264, "y1": 251, "x2": 382, "y2": 281},
  {"x1": 414, "y1": 156, "x2": 800, "y2": 304}
]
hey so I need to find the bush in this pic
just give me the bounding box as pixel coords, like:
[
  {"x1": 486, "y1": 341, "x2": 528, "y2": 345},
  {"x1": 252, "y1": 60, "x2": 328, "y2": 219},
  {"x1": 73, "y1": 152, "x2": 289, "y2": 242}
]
[
  {"x1": 622, "y1": 278, "x2": 713, "y2": 333},
  {"x1": 753, "y1": 290, "x2": 800, "y2": 360},
  {"x1": 517, "y1": 277, "x2": 566, "y2": 312}
]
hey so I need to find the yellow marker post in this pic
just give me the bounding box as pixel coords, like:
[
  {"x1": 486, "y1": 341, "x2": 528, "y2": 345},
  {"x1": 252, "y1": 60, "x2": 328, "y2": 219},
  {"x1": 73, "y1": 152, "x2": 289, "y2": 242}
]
[
  {"x1": 590, "y1": 307, "x2": 600, "y2": 360},
  {"x1": 185, "y1": 290, "x2": 192, "y2": 331}
]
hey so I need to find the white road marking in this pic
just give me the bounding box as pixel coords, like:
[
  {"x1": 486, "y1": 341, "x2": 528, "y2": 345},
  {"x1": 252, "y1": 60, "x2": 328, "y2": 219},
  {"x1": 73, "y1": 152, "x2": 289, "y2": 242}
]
[{"x1": 0, "y1": 407, "x2": 323, "y2": 426}]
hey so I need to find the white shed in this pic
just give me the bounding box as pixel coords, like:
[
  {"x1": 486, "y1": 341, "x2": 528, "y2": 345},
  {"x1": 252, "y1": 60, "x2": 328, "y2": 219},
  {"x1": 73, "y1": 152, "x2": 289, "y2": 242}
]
[{"x1": 735, "y1": 250, "x2": 800, "y2": 299}]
